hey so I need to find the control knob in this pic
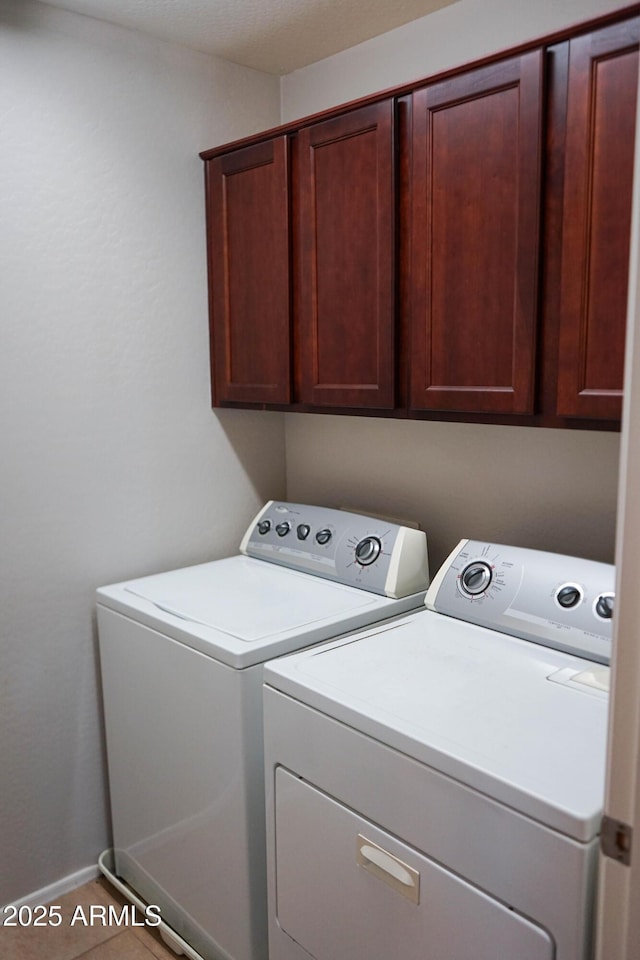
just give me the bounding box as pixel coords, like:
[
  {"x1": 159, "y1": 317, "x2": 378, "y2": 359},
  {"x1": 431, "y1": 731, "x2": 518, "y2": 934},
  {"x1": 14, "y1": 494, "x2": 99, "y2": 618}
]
[
  {"x1": 315, "y1": 528, "x2": 332, "y2": 546},
  {"x1": 460, "y1": 561, "x2": 492, "y2": 596},
  {"x1": 297, "y1": 524, "x2": 311, "y2": 541},
  {"x1": 556, "y1": 584, "x2": 582, "y2": 609},
  {"x1": 257, "y1": 520, "x2": 271, "y2": 535},
  {"x1": 355, "y1": 536, "x2": 382, "y2": 566},
  {"x1": 595, "y1": 593, "x2": 615, "y2": 620},
  {"x1": 275, "y1": 521, "x2": 291, "y2": 537}
]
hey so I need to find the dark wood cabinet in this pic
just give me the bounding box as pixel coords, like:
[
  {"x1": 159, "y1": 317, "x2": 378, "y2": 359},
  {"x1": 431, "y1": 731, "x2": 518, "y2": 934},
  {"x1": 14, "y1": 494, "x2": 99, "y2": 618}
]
[
  {"x1": 409, "y1": 52, "x2": 544, "y2": 415},
  {"x1": 555, "y1": 18, "x2": 639, "y2": 420},
  {"x1": 297, "y1": 101, "x2": 396, "y2": 409},
  {"x1": 205, "y1": 137, "x2": 291, "y2": 405},
  {"x1": 204, "y1": 104, "x2": 396, "y2": 410},
  {"x1": 201, "y1": 8, "x2": 638, "y2": 429}
]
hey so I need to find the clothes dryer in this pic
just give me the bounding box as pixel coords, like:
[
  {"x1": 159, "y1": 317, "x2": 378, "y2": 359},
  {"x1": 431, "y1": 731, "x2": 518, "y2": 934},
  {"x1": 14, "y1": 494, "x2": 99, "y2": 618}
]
[
  {"x1": 263, "y1": 539, "x2": 614, "y2": 960},
  {"x1": 96, "y1": 502, "x2": 428, "y2": 960}
]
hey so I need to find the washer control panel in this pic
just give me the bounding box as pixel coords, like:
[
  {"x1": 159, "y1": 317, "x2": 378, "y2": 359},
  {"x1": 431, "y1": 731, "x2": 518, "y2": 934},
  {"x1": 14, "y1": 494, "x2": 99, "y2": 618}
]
[
  {"x1": 240, "y1": 502, "x2": 429, "y2": 599},
  {"x1": 426, "y1": 539, "x2": 615, "y2": 663}
]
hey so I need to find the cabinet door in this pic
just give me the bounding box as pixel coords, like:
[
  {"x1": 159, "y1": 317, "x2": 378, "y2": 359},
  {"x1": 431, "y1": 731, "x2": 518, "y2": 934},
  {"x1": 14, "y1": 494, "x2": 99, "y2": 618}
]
[
  {"x1": 206, "y1": 138, "x2": 291, "y2": 405},
  {"x1": 409, "y1": 52, "x2": 544, "y2": 414},
  {"x1": 297, "y1": 101, "x2": 396, "y2": 409},
  {"x1": 556, "y1": 19, "x2": 639, "y2": 420}
]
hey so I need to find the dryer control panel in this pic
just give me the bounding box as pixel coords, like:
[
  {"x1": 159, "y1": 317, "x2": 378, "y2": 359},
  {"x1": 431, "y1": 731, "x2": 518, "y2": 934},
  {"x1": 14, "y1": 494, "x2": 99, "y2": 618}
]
[
  {"x1": 426, "y1": 540, "x2": 615, "y2": 663},
  {"x1": 240, "y1": 502, "x2": 429, "y2": 599}
]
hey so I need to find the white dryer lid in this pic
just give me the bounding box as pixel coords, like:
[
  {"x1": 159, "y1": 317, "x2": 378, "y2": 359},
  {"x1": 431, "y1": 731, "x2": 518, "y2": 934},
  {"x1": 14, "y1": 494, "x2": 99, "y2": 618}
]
[{"x1": 264, "y1": 610, "x2": 609, "y2": 841}]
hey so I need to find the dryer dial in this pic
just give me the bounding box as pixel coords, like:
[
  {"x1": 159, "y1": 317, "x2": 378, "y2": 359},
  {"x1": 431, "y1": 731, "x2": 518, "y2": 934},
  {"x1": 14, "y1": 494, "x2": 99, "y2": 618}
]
[{"x1": 460, "y1": 561, "x2": 493, "y2": 597}]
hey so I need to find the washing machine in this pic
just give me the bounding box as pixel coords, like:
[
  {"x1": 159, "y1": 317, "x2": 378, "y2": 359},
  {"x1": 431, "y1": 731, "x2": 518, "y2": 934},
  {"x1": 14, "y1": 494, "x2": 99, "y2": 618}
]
[
  {"x1": 263, "y1": 539, "x2": 615, "y2": 960},
  {"x1": 96, "y1": 501, "x2": 428, "y2": 960}
]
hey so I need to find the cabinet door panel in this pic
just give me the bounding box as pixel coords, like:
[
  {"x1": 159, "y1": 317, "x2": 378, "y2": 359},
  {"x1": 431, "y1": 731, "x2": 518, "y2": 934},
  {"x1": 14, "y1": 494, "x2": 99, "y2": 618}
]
[
  {"x1": 297, "y1": 101, "x2": 395, "y2": 409},
  {"x1": 206, "y1": 138, "x2": 290, "y2": 404},
  {"x1": 410, "y1": 52, "x2": 543, "y2": 414},
  {"x1": 556, "y1": 20, "x2": 639, "y2": 419}
]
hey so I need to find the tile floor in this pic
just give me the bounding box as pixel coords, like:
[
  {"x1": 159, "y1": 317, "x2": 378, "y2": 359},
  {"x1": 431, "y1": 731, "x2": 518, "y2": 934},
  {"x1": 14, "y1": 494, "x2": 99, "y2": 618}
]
[{"x1": 0, "y1": 877, "x2": 179, "y2": 960}]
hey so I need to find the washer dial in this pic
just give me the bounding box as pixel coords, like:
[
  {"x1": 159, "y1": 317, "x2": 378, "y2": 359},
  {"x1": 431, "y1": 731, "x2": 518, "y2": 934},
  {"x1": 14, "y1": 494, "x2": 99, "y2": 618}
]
[
  {"x1": 595, "y1": 593, "x2": 615, "y2": 620},
  {"x1": 355, "y1": 536, "x2": 382, "y2": 566},
  {"x1": 460, "y1": 561, "x2": 493, "y2": 597},
  {"x1": 556, "y1": 584, "x2": 583, "y2": 609},
  {"x1": 275, "y1": 521, "x2": 291, "y2": 537}
]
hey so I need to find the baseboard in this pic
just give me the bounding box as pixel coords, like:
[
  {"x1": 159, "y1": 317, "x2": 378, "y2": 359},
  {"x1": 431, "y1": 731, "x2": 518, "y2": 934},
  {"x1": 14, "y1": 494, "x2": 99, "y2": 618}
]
[{"x1": 1, "y1": 863, "x2": 100, "y2": 913}]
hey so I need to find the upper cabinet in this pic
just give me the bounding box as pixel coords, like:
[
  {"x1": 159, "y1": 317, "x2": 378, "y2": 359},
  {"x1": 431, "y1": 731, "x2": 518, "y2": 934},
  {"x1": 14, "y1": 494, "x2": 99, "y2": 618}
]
[
  {"x1": 205, "y1": 138, "x2": 291, "y2": 405},
  {"x1": 204, "y1": 103, "x2": 396, "y2": 411},
  {"x1": 201, "y1": 10, "x2": 639, "y2": 429},
  {"x1": 555, "y1": 18, "x2": 639, "y2": 420},
  {"x1": 409, "y1": 52, "x2": 544, "y2": 415},
  {"x1": 296, "y1": 101, "x2": 396, "y2": 409}
]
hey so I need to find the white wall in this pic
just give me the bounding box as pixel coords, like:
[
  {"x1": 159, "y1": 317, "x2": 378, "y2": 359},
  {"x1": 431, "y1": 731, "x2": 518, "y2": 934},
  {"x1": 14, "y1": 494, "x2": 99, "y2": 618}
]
[
  {"x1": 281, "y1": 0, "x2": 634, "y2": 118},
  {"x1": 281, "y1": 0, "x2": 627, "y2": 574},
  {"x1": 0, "y1": 0, "x2": 284, "y2": 905}
]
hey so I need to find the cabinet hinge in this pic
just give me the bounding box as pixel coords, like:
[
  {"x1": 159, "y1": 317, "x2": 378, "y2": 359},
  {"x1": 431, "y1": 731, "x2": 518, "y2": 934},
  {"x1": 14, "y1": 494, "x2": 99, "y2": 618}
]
[{"x1": 601, "y1": 815, "x2": 633, "y2": 866}]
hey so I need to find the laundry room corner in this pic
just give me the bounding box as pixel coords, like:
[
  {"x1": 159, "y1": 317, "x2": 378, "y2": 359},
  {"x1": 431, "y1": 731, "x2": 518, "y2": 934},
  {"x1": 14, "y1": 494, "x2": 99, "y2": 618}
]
[
  {"x1": 3, "y1": 0, "x2": 639, "y2": 956},
  {"x1": 214, "y1": 409, "x2": 287, "y2": 521}
]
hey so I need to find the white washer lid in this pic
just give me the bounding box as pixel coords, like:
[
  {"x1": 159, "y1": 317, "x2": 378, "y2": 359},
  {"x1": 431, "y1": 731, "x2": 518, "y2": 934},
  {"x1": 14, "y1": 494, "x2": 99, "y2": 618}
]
[
  {"x1": 265, "y1": 611, "x2": 609, "y2": 841},
  {"x1": 123, "y1": 555, "x2": 377, "y2": 641},
  {"x1": 97, "y1": 555, "x2": 418, "y2": 668}
]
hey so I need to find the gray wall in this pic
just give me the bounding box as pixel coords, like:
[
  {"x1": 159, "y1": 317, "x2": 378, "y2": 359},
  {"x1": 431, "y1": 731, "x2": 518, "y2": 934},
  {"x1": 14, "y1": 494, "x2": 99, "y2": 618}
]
[
  {"x1": 0, "y1": 0, "x2": 284, "y2": 905},
  {"x1": 286, "y1": 416, "x2": 619, "y2": 576}
]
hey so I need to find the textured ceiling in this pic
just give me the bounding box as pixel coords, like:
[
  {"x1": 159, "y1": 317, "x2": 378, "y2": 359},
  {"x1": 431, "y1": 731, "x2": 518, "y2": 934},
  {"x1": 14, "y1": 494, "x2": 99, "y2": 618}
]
[{"x1": 34, "y1": 0, "x2": 460, "y2": 74}]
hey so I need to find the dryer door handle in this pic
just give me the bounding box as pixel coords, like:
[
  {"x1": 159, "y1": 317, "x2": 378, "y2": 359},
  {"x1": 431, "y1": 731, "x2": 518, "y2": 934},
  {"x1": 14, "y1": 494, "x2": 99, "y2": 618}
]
[{"x1": 356, "y1": 835, "x2": 420, "y2": 904}]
